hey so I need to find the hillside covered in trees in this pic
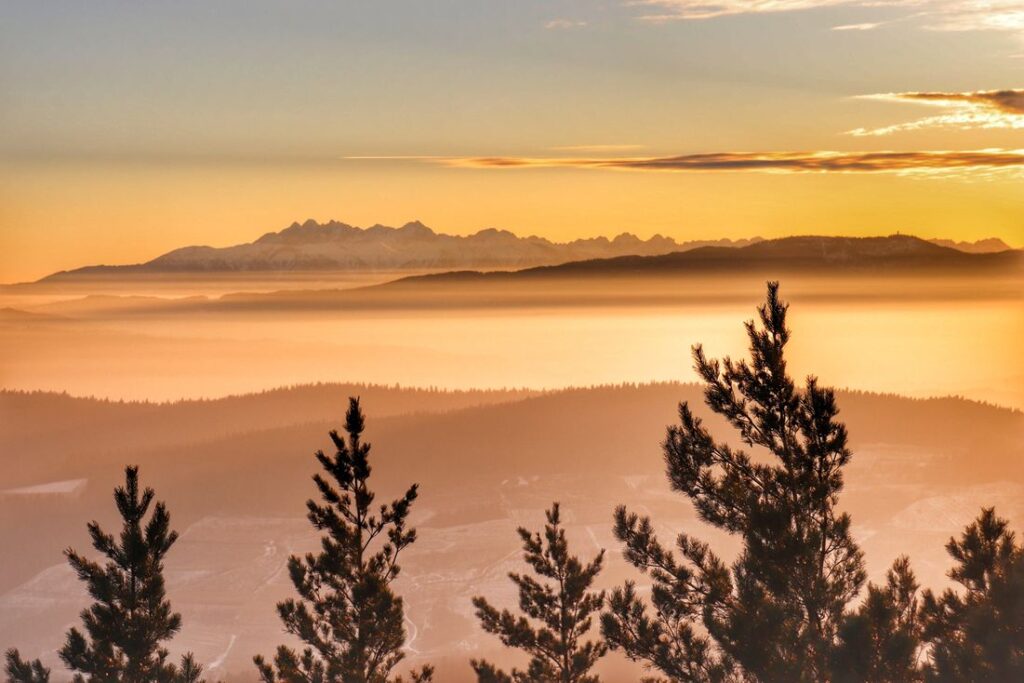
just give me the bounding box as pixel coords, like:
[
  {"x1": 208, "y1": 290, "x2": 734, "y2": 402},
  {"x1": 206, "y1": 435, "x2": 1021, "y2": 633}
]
[{"x1": 2, "y1": 372, "x2": 1021, "y2": 678}]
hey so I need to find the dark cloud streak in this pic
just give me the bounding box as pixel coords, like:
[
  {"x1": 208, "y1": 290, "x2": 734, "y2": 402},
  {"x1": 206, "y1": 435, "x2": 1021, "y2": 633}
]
[
  {"x1": 444, "y1": 150, "x2": 1024, "y2": 174},
  {"x1": 884, "y1": 89, "x2": 1024, "y2": 115}
]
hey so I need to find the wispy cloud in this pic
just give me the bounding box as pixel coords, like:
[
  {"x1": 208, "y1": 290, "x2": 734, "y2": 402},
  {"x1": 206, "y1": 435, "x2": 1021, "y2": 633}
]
[
  {"x1": 630, "y1": 0, "x2": 847, "y2": 22},
  {"x1": 921, "y1": 0, "x2": 1024, "y2": 31},
  {"x1": 438, "y1": 149, "x2": 1024, "y2": 177},
  {"x1": 849, "y1": 89, "x2": 1024, "y2": 136},
  {"x1": 544, "y1": 18, "x2": 589, "y2": 30},
  {"x1": 832, "y1": 21, "x2": 886, "y2": 30},
  {"x1": 629, "y1": 0, "x2": 1024, "y2": 32}
]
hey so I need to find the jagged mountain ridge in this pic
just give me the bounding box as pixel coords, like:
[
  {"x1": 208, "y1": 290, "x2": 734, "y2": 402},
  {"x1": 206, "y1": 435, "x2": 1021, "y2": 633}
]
[
  {"x1": 40, "y1": 220, "x2": 761, "y2": 279},
  {"x1": 37, "y1": 219, "x2": 1012, "y2": 281}
]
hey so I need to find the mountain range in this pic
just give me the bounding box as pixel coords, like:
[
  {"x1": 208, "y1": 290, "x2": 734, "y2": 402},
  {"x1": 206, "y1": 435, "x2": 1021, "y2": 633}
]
[
  {"x1": 36, "y1": 219, "x2": 1013, "y2": 281},
  {"x1": 18, "y1": 235, "x2": 1019, "y2": 319},
  {"x1": 40, "y1": 220, "x2": 760, "y2": 280}
]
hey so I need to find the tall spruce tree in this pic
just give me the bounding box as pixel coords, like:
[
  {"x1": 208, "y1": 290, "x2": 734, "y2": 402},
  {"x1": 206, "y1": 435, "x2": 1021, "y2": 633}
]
[
  {"x1": 602, "y1": 282, "x2": 867, "y2": 682},
  {"x1": 4, "y1": 650, "x2": 49, "y2": 683},
  {"x1": 54, "y1": 465, "x2": 205, "y2": 683},
  {"x1": 921, "y1": 507, "x2": 1023, "y2": 681},
  {"x1": 254, "y1": 397, "x2": 433, "y2": 683},
  {"x1": 471, "y1": 503, "x2": 606, "y2": 683}
]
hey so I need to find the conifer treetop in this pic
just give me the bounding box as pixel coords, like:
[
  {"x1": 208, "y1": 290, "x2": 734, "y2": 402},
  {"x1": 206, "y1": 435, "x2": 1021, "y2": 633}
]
[
  {"x1": 255, "y1": 397, "x2": 432, "y2": 683},
  {"x1": 603, "y1": 282, "x2": 866, "y2": 683},
  {"x1": 56, "y1": 465, "x2": 204, "y2": 683},
  {"x1": 472, "y1": 502, "x2": 607, "y2": 683},
  {"x1": 5, "y1": 650, "x2": 50, "y2": 683},
  {"x1": 922, "y1": 507, "x2": 1024, "y2": 680}
]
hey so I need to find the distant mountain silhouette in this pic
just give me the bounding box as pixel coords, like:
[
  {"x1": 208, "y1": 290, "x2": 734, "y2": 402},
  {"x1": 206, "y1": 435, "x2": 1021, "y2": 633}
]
[
  {"x1": 929, "y1": 237, "x2": 1012, "y2": 253},
  {"x1": 395, "y1": 235, "x2": 1023, "y2": 286},
  {"x1": 37, "y1": 219, "x2": 761, "y2": 280},
  {"x1": 38, "y1": 235, "x2": 1015, "y2": 317},
  {"x1": 34, "y1": 221, "x2": 1013, "y2": 282}
]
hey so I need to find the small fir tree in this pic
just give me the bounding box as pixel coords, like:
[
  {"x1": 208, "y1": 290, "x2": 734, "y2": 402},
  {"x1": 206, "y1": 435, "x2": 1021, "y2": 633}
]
[
  {"x1": 922, "y1": 507, "x2": 1023, "y2": 681},
  {"x1": 471, "y1": 503, "x2": 606, "y2": 683},
  {"x1": 254, "y1": 397, "x2": 433, "y2": 683},
  {"x1": 57, "y1": 465, "x2": 205, "y2": 683},
  {"x1": 602, "y1": 282, "x2": 866, "y2": 682}
]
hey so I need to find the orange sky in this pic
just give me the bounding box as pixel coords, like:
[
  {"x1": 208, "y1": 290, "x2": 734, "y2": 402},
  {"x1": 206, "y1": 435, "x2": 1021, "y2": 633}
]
[
  {"x1": 2, "y1": 158, "x2": 1021, "y2": 282},
  {"x1": 1, "y1": 2, "x2": 1022, "y2": 282}
]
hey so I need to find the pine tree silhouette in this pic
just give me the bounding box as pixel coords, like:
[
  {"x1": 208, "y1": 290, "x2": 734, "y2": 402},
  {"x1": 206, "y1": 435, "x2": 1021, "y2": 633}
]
[
  {"x1": 471, "y1": 503, "x2": 606, "y2": 683},
  {"x1": 602, "y1": 282, "x2": 866, "y2": 682},
  {"x1": 831, "y1": 556, "x2": 924, "y2": 682},
  {"x1": 254, "y1": 397, "x2": 433, "y2": 683},
  {"x1": 4, "y1": 650, "x2": 49, "y2": 683},
  {"x1": 922, "y1": 507, "x2": 1023, "y2": 681},
  {"x1": 54, "y1": 465, "x2": 205, "y2": 683}
]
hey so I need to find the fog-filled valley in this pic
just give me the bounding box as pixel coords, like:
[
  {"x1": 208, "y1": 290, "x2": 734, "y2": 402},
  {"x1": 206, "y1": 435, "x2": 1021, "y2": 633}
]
[{"x1": 3, "y1": 252, "x2": 1022, "y2": 407}]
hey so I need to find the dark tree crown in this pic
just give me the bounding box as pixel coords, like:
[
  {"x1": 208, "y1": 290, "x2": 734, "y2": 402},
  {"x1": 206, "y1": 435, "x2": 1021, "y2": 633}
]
[
  {"x1": 5, "y1": 650, "x2": 50, "y2": 683},
  {"x1": 831, "y1": 556, "x2": 924, "y2": 682},
  {"x1": 921, "y1": 507, "x2": 1023, "y2": 681}
]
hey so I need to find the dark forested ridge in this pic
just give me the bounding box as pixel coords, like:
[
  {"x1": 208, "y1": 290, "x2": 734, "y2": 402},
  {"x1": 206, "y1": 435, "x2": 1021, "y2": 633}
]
[
  {"x1": 395, "y1": 235, "x2": 1023, "y2": 285},
  {"x1": 2, "y1": 383, "x2": 1019, "y2": 492},
  {"x1": 0, "y1": 384, "x2": 537, "y2": 486}
]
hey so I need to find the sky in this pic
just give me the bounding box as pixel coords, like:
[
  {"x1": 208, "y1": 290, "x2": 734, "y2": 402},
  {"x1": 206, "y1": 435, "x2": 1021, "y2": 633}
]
[{"x1": 1, "y1": 0, "x2": 1023, "y2": 282}]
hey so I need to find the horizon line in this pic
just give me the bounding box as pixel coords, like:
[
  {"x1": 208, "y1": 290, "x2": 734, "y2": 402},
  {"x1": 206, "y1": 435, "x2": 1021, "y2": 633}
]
[
  {"x1": 4, "y1": 227, "x2": 1021, "y2": 286},
  {"x1": 2, "y1": 380, "x2": 1019, "y2": 414}
]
